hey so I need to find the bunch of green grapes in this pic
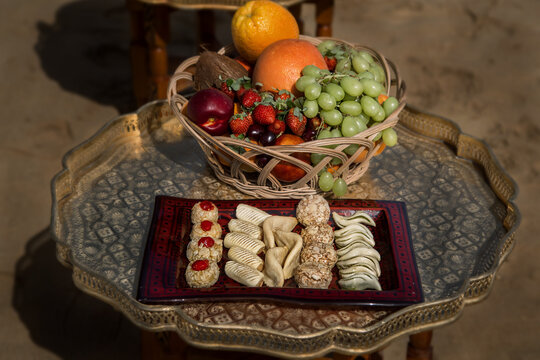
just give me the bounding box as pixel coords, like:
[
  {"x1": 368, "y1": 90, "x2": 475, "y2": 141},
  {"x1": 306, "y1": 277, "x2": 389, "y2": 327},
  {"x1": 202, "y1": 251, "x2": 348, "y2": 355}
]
[{"x1": 295, "y1": 40, "x2": 400, "y2": 197}]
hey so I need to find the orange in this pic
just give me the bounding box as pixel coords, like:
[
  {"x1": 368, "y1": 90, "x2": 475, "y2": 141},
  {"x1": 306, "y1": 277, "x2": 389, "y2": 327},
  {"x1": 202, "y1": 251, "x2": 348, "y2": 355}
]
[
  {"x1": 252, "y1": 39, "x2": 328, "y2": 95},
  {"x1": 231, "y1": 1, "x2": 299, "y2": 63}
]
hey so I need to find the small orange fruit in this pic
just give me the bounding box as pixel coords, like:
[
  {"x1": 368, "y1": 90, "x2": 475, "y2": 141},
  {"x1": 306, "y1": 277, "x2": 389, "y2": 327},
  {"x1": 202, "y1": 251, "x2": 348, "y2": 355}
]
[
  {"x1": 252, "y1": 39, "x2": 328, "y2": 95},
  {"x1": 232, "y1": 1, "x2": 299, "y2": 63}
]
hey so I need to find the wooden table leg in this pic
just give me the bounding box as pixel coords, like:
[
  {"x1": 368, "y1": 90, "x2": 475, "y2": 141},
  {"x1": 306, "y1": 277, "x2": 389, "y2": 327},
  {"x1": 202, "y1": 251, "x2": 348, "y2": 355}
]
[
  {"x1": 406, "y1": 331, "x2": 433, "y2": 360},
  {"x1": 314, "y1": 0, "x2": 334, "y2": 37},
  {"x1": 141, "y1": 331, "x2": 188, "y2": 360},
  {"x1": 127, "y1": 0, "x2": 149, "y2": 106},
  {"x1": 146, "y1": 4, "x2": 170, "y2": 101}
]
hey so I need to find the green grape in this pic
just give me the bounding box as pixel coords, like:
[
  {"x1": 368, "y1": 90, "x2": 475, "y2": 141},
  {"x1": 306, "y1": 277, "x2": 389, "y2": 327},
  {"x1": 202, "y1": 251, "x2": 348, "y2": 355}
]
[
  {"x1": 372, "y1": 131, "x2": 382, "y2": 141},
  {"x1": 370, "y1": 64, "x2": 386, "y2": 84},
  {"x1": 357, "y1": 113, "x2": 370, "y2": 125},
  {"x1": 352, "y1": 55, "x2": 370, "y2": 73},
  {"x1": 335, "y1": 58, "x2": 351, "y2": 73},
  {"x1": 383, "y1": 96, "x2": 399, "y2": 116},
  {"x1": 356, "y1": 71, "x2": 375, "y2": 80},
  {"x1": 341, "y1": 116, "x2": 361, "y2": 137},
  {"x1": 373, "y1": 108, "x2": 386, "y2": 122},
  {"x1": 331, "y1": 157, "x2": 342, "y2": 165},
  {"x1": 330, "y1": 128, "x2": 343, "y2": 138},
  {"x1": 339, "y1": 101, "x2": 362, "y2": 116},
  {"x1": 302, "y1": 64, "x2": 322, "y2": 77},
  {"x1": 318, "y1": 40, "x2": 336, "y2": 54},
  {"x1": 360, "y1": 96, "x2": 382, "y2": 117},
  {"x1": 340, "y1": 76, "x2": 363, "y2": 97},
  {"x1": 332, "y1": 178, "x2": 348, "y2": 197},
  {"x1": 382, "y1": 128, "x2": 398, "y2": 147},
  {"x1": 342, "y1": 93, "x2": 357, "y2": 101},
  {"x1": 360, "y1": 79, "x2": 384, "y2": 97},
  {"x1": 295, "y1": 75, "x2": 316, "y2": 92},
  {"x1": 304, "y1": 83, "x2": 322, "y2": 100},
  {"x1": 358, "y1": 51, "x2": 374, "y2": 64},
  {"x1": 319, "y1": 171, "x2": 335, "y2": 191},
  {"x1": 344, "y1": 143, "x2": 359, "y2": 156},
  {"x1": 347, "y1": 116, "x2": 368, "y2": 133},
  {"x1": 324, "y1": 83, "x2": 345, "y2": 102},
  {"x1": 320, "y1": 109, "x2": 343, "y2": 126},
  {"x1": 317, "y1": 128, "x2": 333, "y2": 140},
  {"x1": 303, "y1": 99, "x2": 319, "y2": 118},
  {"x1": 311, "y1": 152, "x2": 326, "y2": 165},
  {"x1": 317, "y1": 92, "x2": 337, "y2": 110},
  {"x1": 320, "y1": 69, "x2": 331, "y2": 76}
]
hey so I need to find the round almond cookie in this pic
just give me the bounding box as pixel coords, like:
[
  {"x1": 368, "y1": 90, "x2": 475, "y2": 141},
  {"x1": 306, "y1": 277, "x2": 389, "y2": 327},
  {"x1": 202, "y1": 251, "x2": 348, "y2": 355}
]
[
  {"x1": 185, "y1": 259, "x2": 220, "y2": 288},
  {"x1": 191, "y1": 201, "x2": 219, "y2": 223},
  {"x1": 296, "y1": 195, "x2": 330, "y2": 226},
  {"x1": 190, "y1": 220, "x2": 222, "y2": 241},
  {"x1": 301, "y1": 223, "x2": 334, "y2": 245},
  {"x1": 300, "y1": 242, "x2": 338, "y2": 268},
  {"x1": 294, "y1": 262, "x2": 333, "y2": 289},
  {"x1": 186, "y1": 236, "x2": 223, "y2": 262}
]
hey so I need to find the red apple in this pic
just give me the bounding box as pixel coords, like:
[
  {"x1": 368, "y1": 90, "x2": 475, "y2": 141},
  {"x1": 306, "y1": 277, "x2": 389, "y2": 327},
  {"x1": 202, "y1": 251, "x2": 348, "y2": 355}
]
[
  {"x1": 186, "y1": 88, "x2": 233, "y2": 136},
  {"x1": 271, "y1": 134, "x2": 310, "y2": 182}
]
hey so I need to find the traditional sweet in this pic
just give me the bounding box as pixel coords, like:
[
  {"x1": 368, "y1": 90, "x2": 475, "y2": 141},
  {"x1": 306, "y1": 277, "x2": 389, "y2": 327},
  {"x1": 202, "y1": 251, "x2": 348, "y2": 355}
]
[
  {"x1": 191, "y1": 200, "x2": 219, "y2": 223},
  {"x1": 190, "y1": 220, "x2": 222, "y2": 241},
  {"x1": 262, "y1": 215, "x2": 298, "y2": 249},
  {"x1": 274, "y1": 230, "x2": 303, "y2": 280},
  {"x1": 235, "y1": 203, "x2": 271, "y2": 226},
  {"x1": 186, "y1": 236, "x2": 223, "y2": 262},
  {"x1": 228, "y1": 219, "x2": 262, "y2": 240},
  {"x1": 223, "y1": 232, "x2": 265, "y2": 255},
  {"x1": 263, "y1": 246, "x2": 288, "y2": 287},
  {"x1": 296, "y1": 195, "x2": 330, "y2": 226},
  {"x1": 227, "y1": 245, "x2": 264, "y2": 271},
  {"x1": 293, "y1": 262, "x2": 333, "y2": 289},
  {"x1": 300, "y1": 242, "x2": 337, "y2": 268},
  {"x1": 300, "y1": 224, "x2": 334, "y2": 245},
  {"x1": 225, "y1": 261, "x2": 264, "y2": 287},
  {"x1": 185, "y1": 259, "x2": 220, "y2": 288}
]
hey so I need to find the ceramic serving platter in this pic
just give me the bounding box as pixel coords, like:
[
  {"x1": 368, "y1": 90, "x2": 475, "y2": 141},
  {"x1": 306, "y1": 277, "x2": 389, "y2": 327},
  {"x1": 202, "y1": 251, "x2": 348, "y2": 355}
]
[{"x1": 137, "y1": 196, "x2": 422, "y2": 306}]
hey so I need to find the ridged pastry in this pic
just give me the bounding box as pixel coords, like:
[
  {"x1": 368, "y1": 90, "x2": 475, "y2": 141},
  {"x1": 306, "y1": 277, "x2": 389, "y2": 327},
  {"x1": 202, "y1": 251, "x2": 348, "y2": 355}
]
[
  {"x1": 224, "y1": 232, "x2": 265, "y2": 255},
  {"x1": 227, "y1": 245, "x2": 264, "y2": 271},
  {"x1": 332, "y1": 211, "x2": 376, "y2": 227},
  {"x1": 236, "y1": 204, "x2": 271, "y2": 226},
  {"x1": 225, "y1": 261, "x2": 264, "y2": 287},
  {"x1": 228, "y1": 219, "x2": 262, "y2": 240},
  {"x1": 338, "y1": 273, "x2": 382, "y2": 291}
]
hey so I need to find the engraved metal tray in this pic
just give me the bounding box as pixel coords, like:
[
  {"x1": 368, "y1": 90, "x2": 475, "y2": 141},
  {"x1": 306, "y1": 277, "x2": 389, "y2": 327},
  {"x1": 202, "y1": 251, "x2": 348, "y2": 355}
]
[{"x1": 51, "y1": 101, "x2": 519, "y2": 358}]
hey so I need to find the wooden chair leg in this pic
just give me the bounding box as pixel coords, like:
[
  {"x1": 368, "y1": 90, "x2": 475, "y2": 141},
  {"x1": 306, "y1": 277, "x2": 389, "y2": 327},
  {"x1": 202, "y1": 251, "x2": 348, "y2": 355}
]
[
  {"x1": 141, "y1": 331, "x2": 188, "y2": 360},
  {"x1": 406, "y1": 331, "x2": 433, "y2": 360},
  {"x1": 314, "y1": 0, "x2": 334, "y2": 37},
  {"x1": 127, "y1": 0, "x2": 149, "y2": 106},
  {"x1": 146, "y1": 4, "x2": 170, "y2": 101}
]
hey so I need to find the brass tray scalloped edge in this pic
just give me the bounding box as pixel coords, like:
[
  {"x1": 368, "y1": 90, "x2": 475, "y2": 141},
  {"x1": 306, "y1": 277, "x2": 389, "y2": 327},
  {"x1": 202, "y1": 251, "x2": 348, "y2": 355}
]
[{"x1": 51, "y1": 100, "x2": 520, "y2": 358}]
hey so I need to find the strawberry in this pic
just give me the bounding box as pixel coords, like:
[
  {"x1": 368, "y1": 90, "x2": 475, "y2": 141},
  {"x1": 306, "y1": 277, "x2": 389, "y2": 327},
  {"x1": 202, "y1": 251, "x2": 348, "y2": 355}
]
[
  {"x1": 236, "y1": 85, "x2": 248, "y2": 101},
  {"x1": 324, "y1": 56, "x2": 337, "y2": 71},
  {"x1": 240, "y1": 89, "x2": 261, "y2": 109},
  {"x1": 252, "y1": 104, "x2": 276, "y2": 125},
  {"x1": 274, "y1": 90, "x2": 294, "y2": 102},
  {"x1": 286, "y1": 108, "x2": 307, "y2": 136},
  {"x1": 229, "y1": 112, "x2": 253, "y2": 135},
  {"x1": 268, "y1": 119, "x2": 286, "y2": 135},
  {"x1": 219, "y1": 81, "x2": 234, "y2": 100}
]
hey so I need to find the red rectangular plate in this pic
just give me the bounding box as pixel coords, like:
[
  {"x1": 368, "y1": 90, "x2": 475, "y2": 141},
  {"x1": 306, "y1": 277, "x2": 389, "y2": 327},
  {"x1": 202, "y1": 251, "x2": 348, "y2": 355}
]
[{"x1": 137, "y1": 196, "x2": 423, "y2": 306}]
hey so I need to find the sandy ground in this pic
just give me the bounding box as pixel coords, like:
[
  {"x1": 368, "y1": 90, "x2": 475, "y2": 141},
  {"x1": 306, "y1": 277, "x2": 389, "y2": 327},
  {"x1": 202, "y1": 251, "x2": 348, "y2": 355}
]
[{"x1": 1, "y1": 0, "x2": 539, "y2": 359}]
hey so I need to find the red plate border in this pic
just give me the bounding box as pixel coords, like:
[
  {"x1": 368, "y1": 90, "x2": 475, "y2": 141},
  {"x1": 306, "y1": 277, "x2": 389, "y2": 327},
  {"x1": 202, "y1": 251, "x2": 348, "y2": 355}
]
[{"x1": 137, "y1": 196, "x2": 423, "y2": 307}]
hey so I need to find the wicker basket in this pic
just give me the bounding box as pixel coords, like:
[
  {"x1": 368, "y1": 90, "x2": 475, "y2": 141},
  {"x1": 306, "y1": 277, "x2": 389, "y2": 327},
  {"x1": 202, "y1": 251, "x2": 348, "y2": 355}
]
[{"x1": 167, "y1": 35, "x2": 406, "y2": 199}]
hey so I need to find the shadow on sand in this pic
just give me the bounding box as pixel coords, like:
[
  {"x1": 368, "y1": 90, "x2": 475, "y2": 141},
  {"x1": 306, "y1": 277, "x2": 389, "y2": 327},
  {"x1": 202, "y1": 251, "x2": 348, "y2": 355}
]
[{"x1": 12, "y1": 228, "x2": 140, "y2": 359}]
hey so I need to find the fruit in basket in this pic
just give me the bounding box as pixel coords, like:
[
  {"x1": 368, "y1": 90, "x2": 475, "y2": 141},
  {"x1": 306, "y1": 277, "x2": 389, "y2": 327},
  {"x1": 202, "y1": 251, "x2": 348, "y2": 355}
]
[
  {"x1": 231, "y1": 1, "x2": 299, "y2": 63},
  {"x1": 229, "y1": 112, "x2": 253, "y2": 136},
  {"x1": 252, "y1": 104, "x2": 276, "y2": 125},
  {"x1": 271, "y1": 134, "x2": 310, "y2": 182},
  {"x1": 186, "y1": 88, "x2": 233, "y2": 136},
  {"x1": 193, "y1": 51, "x2": 248, "y2": 91},
  {"x1": 252, "y1": 39, "x2": 328, "y2": 95},
  {"x1": 285, "y1": 108, "x2": 307, "y2": 136}
]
